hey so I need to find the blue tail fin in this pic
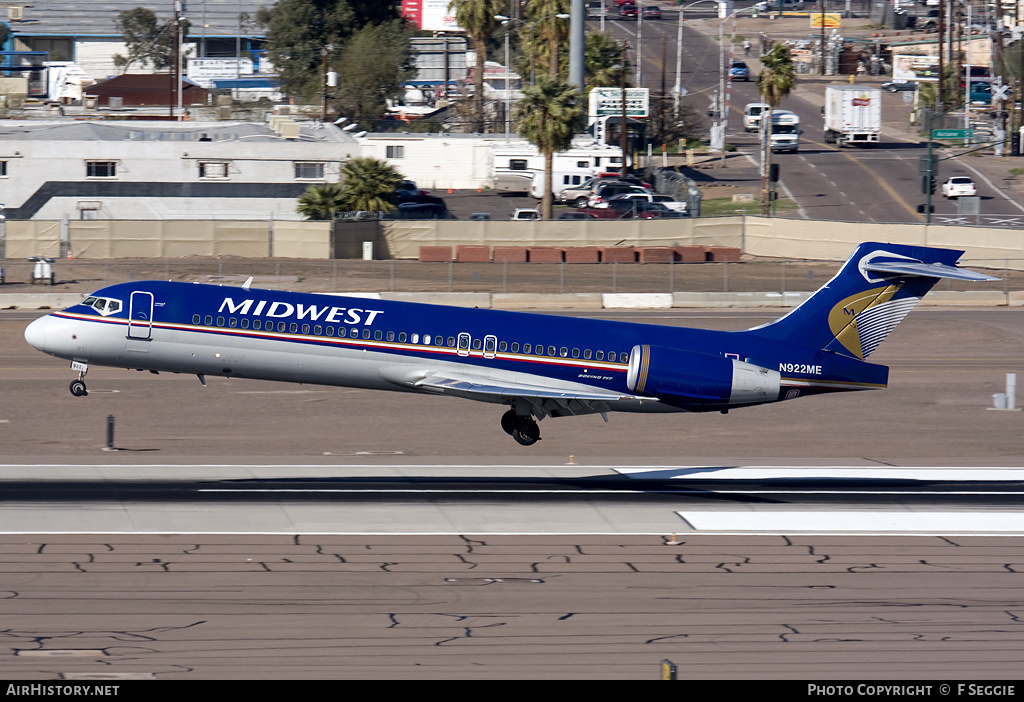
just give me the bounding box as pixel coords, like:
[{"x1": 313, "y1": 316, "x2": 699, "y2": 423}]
[{"x1": 746, "y1": 242, "x2": 996, "y2": 359}]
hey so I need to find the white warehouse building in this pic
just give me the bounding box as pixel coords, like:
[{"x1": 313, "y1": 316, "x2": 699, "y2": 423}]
[
  {"x1": 1, "y1": 118, "x2": 623, "y2": 220},
  {"x1": 0, "y1": 119, "x2": 360, "y2": 220}
]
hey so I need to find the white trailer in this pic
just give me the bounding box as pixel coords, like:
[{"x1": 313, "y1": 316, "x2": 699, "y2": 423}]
[
  {"x1": 823, "y1": 85, "x2": 882, "y2": 147},
  {"x1": 491, "y1": 142, "x2": 625, "y2": 198}
]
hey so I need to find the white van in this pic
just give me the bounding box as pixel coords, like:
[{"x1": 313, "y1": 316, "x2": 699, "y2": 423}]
[
  {"x1": 770, "y1": 110, "x2": 801, "y2": 153},
  {"x1": 744, "y1": 102, "x2": 770, "y2": 132}
]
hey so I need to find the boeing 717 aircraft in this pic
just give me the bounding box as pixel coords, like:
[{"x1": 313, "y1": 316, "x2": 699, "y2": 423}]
[{"x1": 24, "y1": 242, "x2": 995, "y2": 446}]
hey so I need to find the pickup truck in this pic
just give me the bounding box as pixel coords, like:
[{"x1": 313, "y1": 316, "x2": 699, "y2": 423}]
[{"x1": 605, "y1": 192, "x2": 688, "y2": 213}]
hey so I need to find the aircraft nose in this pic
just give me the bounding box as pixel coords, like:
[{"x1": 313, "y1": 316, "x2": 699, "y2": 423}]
[{"x1": 24, "y1": 315, "x2": 52, "y2": 352}]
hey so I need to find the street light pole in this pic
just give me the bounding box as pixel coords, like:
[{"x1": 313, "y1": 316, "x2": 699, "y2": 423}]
[
  {"x1": 494, "y1": 11, "x2": 571, "y2": 139},
  {"x1": 674, "y1": 5, "x2": 683, "y2": 119},
  {"x1": 503, "y1": 21, "x2": 511, "y2": 140}
]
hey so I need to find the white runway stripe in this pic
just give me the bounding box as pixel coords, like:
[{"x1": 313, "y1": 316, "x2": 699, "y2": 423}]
[{"x1": 679, "y1": 511, "x2": 1024, "y2": 533}]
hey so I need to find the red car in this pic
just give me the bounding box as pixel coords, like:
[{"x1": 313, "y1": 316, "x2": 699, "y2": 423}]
[{"x1": 619, "y1": 5, "x2": 638, "y2": 18}]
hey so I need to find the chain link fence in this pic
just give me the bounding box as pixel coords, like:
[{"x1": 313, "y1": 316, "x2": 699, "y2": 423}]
[{"x1": 0, "y1": 257, "x2": 1019, "y2": 296}]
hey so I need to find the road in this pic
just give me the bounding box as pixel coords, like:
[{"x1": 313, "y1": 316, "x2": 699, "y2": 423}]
[{"x1": 595, "y1": 8, "x2": 1024, "y2": 226}]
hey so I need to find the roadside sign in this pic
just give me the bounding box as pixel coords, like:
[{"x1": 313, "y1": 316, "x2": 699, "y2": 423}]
[
  {"x1": 589, "y1": 88, "x2": 650, "y2": 118},
  {"x1": 932, "y1": 129, "x2": 974, "y2": 139}
]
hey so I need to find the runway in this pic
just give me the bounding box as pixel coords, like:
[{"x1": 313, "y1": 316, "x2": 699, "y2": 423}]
[
  {"x1": 0, "y1": 462, "x2": 1023, "y2": 535},
  {"x1": 2, "y1": 309, "x2": 1023, "y2": 679}
]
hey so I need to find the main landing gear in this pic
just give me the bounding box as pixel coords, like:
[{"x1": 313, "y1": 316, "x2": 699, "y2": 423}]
[{"x1": 501, "y1": 408, "x2": 541, "y2": 446}]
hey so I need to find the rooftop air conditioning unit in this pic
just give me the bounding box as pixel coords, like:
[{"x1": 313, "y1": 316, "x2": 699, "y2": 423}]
[{"x1": 8, "y1": 7, "x2": 23, "y2": 21}]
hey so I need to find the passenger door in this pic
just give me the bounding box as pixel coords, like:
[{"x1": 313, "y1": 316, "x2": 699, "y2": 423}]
[{"x1": 127, "y1": 291, "x2": 154, "y2": 340}]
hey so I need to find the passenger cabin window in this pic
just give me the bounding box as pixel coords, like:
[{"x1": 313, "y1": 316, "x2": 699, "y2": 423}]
[
  {"x1": 386, "y1": 145, "x2": 405, "y2": 159},
  {"x1": 509, "y1": 159, "x2": 528, "y2": 170}
]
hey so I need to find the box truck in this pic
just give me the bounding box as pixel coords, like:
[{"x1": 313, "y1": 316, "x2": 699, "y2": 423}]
[{"x1": 823, "y1": 85, "x2": 881, "y2": 147}]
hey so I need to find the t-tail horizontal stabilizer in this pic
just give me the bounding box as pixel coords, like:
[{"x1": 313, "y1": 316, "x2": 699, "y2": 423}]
[
  {"x1": 862, "y1": 258, "x2": 1000, "y2": 282},
  {"x1": 747, "y1": 242, "x2": 997, "y2": 360}
]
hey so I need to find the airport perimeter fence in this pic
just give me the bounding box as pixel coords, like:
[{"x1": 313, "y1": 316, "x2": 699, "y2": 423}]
[{"x1": 1, "y1": 256, "x2": 1020, "y2": 297}]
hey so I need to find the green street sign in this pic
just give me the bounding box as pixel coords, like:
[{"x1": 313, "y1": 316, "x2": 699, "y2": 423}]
[{"x1": 932, "y1": 129, "x2": 974, "y2": 139}]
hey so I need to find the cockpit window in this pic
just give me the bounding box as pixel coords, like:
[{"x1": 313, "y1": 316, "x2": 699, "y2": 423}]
[{"x1": 82, "y1": 296, "x2": 122, "y2": 316}]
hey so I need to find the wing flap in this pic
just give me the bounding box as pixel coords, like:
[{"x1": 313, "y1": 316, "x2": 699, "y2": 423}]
[{"x1": 414, "y1": 371, "x2": 645, "y2": 403}]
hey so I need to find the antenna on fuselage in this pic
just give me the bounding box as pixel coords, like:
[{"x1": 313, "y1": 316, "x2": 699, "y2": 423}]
[{"x1": 242, "y1": 276, "x2": 253, "y2": 290}]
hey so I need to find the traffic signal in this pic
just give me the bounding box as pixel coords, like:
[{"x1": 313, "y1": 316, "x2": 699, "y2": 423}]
[
  {"x1": 769, "y1": 163, "x2": 780, "y2": 182},
  {"x1": 1012, "y1": 132, "x2": 1021, "y2": 156},
  {"x1": 921, "y1": 175, "x2": 936, "y2": 194}
]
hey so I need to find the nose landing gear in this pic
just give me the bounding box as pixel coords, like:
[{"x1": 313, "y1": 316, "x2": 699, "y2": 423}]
[
  {"x1": 501, "y1": 408, "x2": 541, "y2": 446},
  {"x1": 69, "y1": 362, "x2": 89, "y2": 397}
]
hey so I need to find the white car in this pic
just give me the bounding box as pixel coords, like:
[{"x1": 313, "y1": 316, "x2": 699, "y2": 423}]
[
  {"x1": 511, "y1": 208, "x2": 541, "y2": 220},
  {"x1": 605, "y1": 193, "x2": 688, "y2": 213},
  {"x1": 941, "y1": 176, "x2": 977, "y2": 198}
]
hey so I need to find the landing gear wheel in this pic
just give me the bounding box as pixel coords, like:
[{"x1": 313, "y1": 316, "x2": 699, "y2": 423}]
[
  {"x1": 501, "y1": 409, "x2": 518, "y2": 435},
  {"x1": 69, "y1": 379, "x2": 88, "y2": 397},
  {"x1": 512, "y1": 419, "x2": 541, "y2": 446}
]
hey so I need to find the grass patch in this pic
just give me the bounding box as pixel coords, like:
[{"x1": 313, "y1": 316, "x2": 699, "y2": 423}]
[{"x1": 700, "y1": 196, "x2": 798, "y2": 217}]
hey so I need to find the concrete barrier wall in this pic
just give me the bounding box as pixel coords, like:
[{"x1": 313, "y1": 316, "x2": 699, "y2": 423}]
[
  {"x1": 4, "y1": 217, "x2": 1023, "y2": 270},
  {"x1": 381, "y1": 218, "x2": 745, "y2": 259},
  {"x1": 2, "y1": 220, "x2": 331, "y2": 259},
  {"x1": 273, "y1": 220, "x2": 332, "y2": 259},
  {"x1": 5, "y1": 221, "x2": 62, "y2": 259},
  {"x1": 744, "y1": 218, "x2": 1024, "y2": 270}
]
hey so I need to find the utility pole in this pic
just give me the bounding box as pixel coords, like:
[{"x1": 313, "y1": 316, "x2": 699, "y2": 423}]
[
  {"x1": 568, "y1": 0, "x2": 585, "y2": 90},
  {"x1": 621, "y1": 43, "x2": 629, "y2": 175},
  {"x1": 819, "y1": 0, "x2": 826, "y2": 76},
  {"x1": 937, "y1": 0, "x2": 944, "y2": 113}
]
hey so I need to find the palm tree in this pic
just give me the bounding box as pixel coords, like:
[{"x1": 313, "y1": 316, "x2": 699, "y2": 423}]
[
  {"x1": 297, "y1": 182, "x2": 346, "y2": 220},
  {"x1": 515, "y1": 75, "x2": 584, "y2": 219},
  {"x1": 526, "y1": 0, "x2": 570, "y2": 78},
  {"x1": 756, "y1": 42, "x2": 796, "y2": 215},
  {"x1": 448, "y1": 0, "x2": 504, "y2": 132},
  {"x1": 338, "y1": 157, "x2": 403, "y2": 213},
  {"x1": 585, "y1": 31, "x2": 629, "y2": 90}
]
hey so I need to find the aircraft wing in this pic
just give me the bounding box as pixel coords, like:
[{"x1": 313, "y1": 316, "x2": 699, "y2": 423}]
[
  {"x1": 379, "y1": 366, "x2": 652, "y2": 408},
  {"x1": 416, "y1": 371, "x2": 645, "y2": 402}
]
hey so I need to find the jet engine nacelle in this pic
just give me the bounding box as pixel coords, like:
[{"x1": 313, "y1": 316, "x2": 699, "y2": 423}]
[{"x1": 626, "y1": 344, "x2": 781, "y2": 406}]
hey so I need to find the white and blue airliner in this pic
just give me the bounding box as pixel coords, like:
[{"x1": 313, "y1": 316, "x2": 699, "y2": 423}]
[{"x1": 24, "y1": 242, "x2": 996, "y2": 446}]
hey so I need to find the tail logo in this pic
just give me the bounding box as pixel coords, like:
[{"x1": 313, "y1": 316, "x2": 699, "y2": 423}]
[{"x1": 827, "y1": 285, "x2": 919, "y2": 359}]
